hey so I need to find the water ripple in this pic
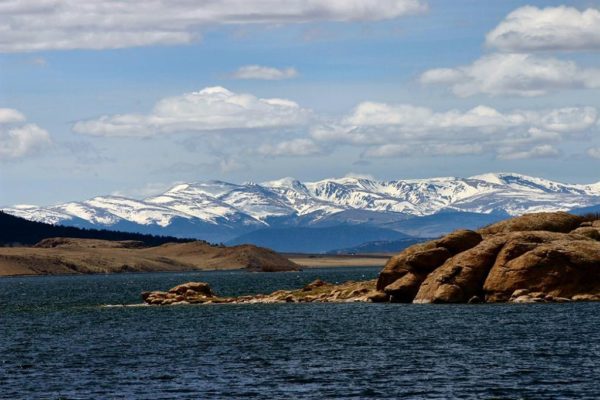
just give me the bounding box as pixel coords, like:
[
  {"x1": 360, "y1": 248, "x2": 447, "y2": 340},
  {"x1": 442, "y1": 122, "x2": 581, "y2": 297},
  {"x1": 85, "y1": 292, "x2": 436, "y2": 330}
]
[{"x1": 1, "y1": 268, "x2": 599, "y2": 399}]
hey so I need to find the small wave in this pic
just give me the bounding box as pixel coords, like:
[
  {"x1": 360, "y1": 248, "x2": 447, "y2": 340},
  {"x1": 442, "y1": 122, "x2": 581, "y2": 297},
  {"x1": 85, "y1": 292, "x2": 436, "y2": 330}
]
[{"x1": 101, "y1": 303, "x2": 149, "y2": 308}]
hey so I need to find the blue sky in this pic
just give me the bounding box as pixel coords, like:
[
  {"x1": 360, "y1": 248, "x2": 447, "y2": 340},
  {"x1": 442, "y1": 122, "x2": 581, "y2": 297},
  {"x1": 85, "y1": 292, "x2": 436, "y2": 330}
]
[{"x1": 1, "y1": 0, "x2": 600, "y2": 205}]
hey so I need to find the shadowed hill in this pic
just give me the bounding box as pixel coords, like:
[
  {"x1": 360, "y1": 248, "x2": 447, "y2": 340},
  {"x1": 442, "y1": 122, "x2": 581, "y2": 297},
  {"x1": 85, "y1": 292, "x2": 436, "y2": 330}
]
[{"x1": 0, "y1": 211, "x2": 193, "y2": 247}]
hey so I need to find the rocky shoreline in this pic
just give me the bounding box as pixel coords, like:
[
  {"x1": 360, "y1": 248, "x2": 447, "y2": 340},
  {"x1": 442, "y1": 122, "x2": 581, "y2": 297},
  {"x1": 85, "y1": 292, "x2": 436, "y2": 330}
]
[
  {"x1": 142, "y1": 279, "x2": 378, "y2": 305},
  {"x1": 142, "y1": 276, "x2": 599, "y2": 306},
  {"x1": 143, "y1": 212, "x2": 600, "y2": 305}
]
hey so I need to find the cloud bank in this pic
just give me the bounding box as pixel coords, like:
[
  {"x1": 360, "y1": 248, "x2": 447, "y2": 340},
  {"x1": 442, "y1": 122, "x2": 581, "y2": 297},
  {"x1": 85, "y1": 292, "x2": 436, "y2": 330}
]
[
  {"x1": 420, "y1": 6, "x2": 600, "y2": 98},
  {"x1": 72, "y1": 84, "x2": 599, "y2": 161},
  {"x1": 306, "y1": 103, "x2": 598, "y2": 160},
  {"x1": 420, "y1": 53, "x2": 600, "y2": 97},
  {"x1": 0, "y1": 0, "x2": 427, "y2": 52},
  {"x1": 486, "y1": 6, "x2": 600, "y2": 52},
  {"x1": 73, "y1": 87, "x2": 312, "y2": 137}
]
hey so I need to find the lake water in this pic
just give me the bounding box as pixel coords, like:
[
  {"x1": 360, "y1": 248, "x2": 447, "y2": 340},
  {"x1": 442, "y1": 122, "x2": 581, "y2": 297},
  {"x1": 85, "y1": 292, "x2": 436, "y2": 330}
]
[{"x1": 1, "y1": 267, "x2": 599, "y2": 399}]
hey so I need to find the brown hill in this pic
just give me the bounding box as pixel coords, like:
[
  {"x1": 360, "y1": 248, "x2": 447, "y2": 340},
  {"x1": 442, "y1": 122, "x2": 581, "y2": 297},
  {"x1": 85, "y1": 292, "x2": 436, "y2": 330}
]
[
  {"x1": 0, "y1": 238, "x2": 299, "y2": 276},
  {"x1": 376, "y1": 212, "x2": 600, "y2": 303}
]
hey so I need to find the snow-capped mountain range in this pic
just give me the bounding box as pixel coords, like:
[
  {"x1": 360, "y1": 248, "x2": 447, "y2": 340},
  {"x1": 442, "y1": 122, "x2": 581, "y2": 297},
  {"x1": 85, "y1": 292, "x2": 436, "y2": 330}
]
[{"x1": 4, "y1": 173, "x2": 600, "y2": 243}]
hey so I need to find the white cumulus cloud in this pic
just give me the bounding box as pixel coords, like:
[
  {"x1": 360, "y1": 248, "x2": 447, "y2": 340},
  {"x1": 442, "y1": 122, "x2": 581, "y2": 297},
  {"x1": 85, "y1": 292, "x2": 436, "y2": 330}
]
[
  {"x1": 0, "y1": 108, "x2": 52, "y2": 160},
  {"x1": 0, "y1": 108, "x2": 25, "y2": 124},
  {"x1": 232, "y1": 65, "x2": 298, "y2": 80},
  {"x1": 258, "y1": 138, "x2": 323, "y2": 157},
  {"x1": 0, "y1": 0, "x2": 427, "y2": 52},
  {"x1": 310, "y1": 102, "x2": 598, "y2": 159},
  {"x1": 73, "y1": 86, "x2": 312, "y2": 137},
  {"x1": 486, "y1": 6, "x2": 600, "y2": 52},
  {"x1": 420, "y1": 53, "x2": 600, "y2": 97}
]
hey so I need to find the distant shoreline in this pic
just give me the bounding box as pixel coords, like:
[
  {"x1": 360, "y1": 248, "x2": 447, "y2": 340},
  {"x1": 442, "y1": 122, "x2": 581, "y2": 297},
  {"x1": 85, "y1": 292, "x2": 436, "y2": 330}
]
[
  {"x1": 287, "y1": 254, "x2": 390, "y2": 268},
  {"x1": 0, "y1": 250, "x2": 388, "y2": 278}
]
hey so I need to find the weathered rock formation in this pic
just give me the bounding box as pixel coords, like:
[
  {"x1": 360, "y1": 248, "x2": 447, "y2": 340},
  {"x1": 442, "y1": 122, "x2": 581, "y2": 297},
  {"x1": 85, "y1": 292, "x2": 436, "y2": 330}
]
[
  {"x1": 378, "y1": 212, "x2": 600, "y2": 303},
  {"x1": 143, "y1": 279, "x2": 378, "y2": 305},
  {"x1": 377, "y1": 229, "x2": 483, "y2": 302}
]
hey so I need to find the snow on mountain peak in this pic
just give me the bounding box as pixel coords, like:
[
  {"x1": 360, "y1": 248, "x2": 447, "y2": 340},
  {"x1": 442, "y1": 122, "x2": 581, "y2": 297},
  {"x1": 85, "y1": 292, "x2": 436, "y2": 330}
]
[
  {"x1": 3, "y1": 173, "x2": 600, "y2": 232},
  {"x1": 166, "y1": 183, "x2": 190, "y2": 193}
]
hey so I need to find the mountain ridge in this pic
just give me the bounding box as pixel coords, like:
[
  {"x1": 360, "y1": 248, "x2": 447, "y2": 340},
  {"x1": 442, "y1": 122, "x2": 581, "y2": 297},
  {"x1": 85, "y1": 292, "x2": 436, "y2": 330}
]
[{"x1": 4, "y1": 172, "x2": 600, "y2": 244}]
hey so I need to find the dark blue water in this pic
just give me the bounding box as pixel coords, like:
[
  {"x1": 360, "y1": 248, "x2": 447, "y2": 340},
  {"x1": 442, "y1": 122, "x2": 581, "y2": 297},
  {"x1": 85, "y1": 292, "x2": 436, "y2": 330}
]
[{"x1": 1, "y1": 267, "x2": 599, "y2": 399}]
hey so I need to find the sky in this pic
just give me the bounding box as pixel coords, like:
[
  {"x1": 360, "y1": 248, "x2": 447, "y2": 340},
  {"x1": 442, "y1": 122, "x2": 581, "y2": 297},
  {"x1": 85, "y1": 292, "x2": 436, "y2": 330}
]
[{"x1": 1, "y1": 0, "x2": 600, "y2": 205}]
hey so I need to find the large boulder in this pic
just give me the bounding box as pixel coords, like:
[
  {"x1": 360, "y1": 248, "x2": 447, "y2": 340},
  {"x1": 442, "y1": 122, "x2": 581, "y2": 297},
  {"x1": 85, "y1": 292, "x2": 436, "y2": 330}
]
[
  {"x1": 168, "y1": 282, "x2": 214, "y2": 296},
  {"x1": 384, "y1": 272, "x2": 425, "y2": 303},
  {"x1": 413, "y1": 236, "x2": 507, "y2": 303},
  {"x1": 484, "y1": 238, "x2": 600, "y2": 302},
  {"x1": 376, "y1": 230, "x2": 481, "y2": 292}
]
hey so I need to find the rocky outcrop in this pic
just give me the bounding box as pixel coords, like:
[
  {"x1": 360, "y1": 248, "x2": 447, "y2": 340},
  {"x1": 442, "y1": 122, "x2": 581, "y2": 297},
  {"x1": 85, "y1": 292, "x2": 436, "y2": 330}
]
[
  {"x1": 376, "y1": 212, "x2": 600, "y2": 303},
  {"x1": 413, "y1": 236, "x2": 507, "y2": 303},
  {"x1": 143, "y1": 279, "x2": 378, "y2": 305},
  {"x1": 377, "y1": 229, "x2": 482, "y2": 302},
  {"x1": 143, "y1": 212, "x2": 600, "y2": 306},
  {"x1": 484, "y1": 238, "x2": 600, "y2": 302}
]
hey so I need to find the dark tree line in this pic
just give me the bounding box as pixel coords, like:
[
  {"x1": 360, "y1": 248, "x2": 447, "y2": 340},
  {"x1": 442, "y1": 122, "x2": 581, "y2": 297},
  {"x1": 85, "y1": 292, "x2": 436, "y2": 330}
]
[{"x1": 0, "y1": 211, "x2": 196, "y2": 247}]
